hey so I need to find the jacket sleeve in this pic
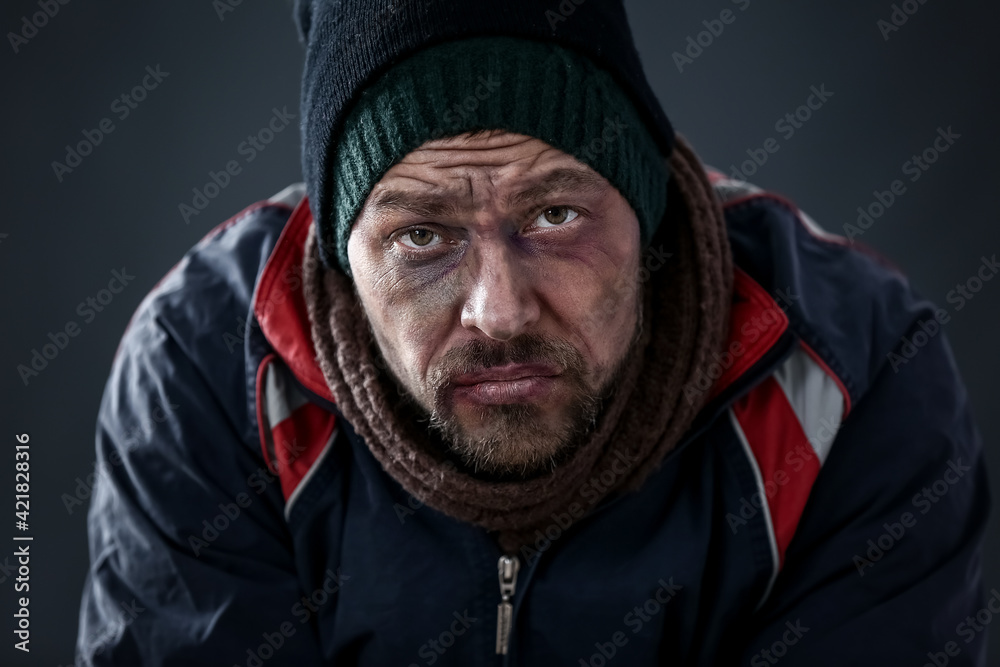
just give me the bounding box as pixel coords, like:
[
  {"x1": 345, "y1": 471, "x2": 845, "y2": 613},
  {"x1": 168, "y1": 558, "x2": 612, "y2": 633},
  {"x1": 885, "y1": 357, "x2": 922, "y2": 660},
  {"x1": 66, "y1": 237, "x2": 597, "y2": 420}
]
[
  {"x1": 735, "y1": 324, "x2": 991, "y2": 666},
  {"x1": 76, "y1": 311, "x2": 327, "y2": 665}
]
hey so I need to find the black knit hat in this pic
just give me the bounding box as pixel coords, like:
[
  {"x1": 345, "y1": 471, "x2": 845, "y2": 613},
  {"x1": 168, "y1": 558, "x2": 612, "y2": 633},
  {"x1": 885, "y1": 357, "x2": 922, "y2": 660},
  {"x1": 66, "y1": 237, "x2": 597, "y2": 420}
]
[{"x1": 295, "y1": 0, "x2": 676, "y2": 274}]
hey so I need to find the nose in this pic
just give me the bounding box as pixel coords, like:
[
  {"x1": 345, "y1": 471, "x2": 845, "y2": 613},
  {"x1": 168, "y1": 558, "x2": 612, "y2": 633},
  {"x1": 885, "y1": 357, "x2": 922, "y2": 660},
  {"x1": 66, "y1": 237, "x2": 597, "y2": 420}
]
[{"x1": 460, "y1": 240, "x2": 540, "y2": 341}]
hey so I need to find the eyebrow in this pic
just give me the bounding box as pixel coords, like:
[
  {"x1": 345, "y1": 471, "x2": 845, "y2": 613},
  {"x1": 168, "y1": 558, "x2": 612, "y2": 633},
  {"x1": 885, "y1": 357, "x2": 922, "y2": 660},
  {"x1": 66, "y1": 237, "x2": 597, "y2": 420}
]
[
  {"x1": 367, "y1": 167, "x2": 608, "y2": 219},
  {"x1": 367, "y1": 189, "x2": 462, "y2": 219},
  {"x1": 504, "y1": 168, "x2": 608, "y2": 209}
]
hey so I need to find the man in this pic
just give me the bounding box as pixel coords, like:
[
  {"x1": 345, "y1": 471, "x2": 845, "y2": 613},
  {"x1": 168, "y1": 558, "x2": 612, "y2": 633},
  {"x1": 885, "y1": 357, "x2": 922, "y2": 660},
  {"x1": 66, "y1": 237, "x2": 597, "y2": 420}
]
[{"x1": 77, "y1": 0, "x2": 990, "y2": 665}]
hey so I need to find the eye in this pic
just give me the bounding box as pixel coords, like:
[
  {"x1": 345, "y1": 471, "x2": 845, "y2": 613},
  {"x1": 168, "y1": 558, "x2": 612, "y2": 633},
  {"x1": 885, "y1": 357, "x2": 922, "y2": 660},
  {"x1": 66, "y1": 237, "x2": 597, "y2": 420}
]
[
  {"x1": 534, "y1": 206, "x2": 579, "y2": 228},
  {"x1": 397, "y1": 228, "x2": 441, "y2": 249}
]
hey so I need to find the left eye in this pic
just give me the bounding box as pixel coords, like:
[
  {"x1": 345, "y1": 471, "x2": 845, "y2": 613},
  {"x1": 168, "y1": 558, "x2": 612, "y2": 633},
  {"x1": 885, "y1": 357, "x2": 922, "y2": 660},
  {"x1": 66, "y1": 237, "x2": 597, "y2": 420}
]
[{"x1": 534, "y1": 206, "x2": 579, "y2": 227}]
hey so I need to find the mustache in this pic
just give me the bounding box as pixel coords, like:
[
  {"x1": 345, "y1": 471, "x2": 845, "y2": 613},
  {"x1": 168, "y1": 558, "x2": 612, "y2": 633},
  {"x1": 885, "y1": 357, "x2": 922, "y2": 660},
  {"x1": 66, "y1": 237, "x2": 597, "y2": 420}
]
[{"x1": 428, "y1": 333, "x2": 585, "y2": 391}]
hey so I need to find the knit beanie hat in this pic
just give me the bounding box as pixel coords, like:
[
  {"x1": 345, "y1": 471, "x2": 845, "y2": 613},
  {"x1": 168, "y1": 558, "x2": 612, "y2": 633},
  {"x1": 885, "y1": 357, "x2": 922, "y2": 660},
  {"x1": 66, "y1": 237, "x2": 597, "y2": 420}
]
[{"x1": 295, "y1": 0, "x2": 677, "y2": 276}]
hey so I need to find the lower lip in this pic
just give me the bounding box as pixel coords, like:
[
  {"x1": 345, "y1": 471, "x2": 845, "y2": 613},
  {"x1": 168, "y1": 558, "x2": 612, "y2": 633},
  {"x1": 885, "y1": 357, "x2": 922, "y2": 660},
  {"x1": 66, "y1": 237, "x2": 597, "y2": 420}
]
[{"x1": 452, "y1": 376, "x2": 558, "y2": 405}]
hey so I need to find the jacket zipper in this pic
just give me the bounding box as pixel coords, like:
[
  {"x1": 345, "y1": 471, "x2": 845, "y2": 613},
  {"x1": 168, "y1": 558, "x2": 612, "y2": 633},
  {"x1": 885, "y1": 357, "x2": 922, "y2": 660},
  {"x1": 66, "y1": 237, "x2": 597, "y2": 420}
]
[
  {"x1": 482, "y1": 334, "x2": 797, "y2": 659},
  {"x1": 488, "y1": 412, "x2": 719, "y2": 660},
  {"x1": 494, "y1": 555, "x2": 520, "y2": 655}
]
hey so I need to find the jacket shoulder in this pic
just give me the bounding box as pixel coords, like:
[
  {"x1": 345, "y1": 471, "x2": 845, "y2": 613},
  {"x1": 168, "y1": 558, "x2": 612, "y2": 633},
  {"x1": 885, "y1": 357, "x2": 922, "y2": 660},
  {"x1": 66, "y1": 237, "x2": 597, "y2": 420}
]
[
  {"x1": 112, "y1": 185, "x2": 305, "y2": 442},
  {"x1": 711, "y1": 174, "x2": 943, "y2": 407}
]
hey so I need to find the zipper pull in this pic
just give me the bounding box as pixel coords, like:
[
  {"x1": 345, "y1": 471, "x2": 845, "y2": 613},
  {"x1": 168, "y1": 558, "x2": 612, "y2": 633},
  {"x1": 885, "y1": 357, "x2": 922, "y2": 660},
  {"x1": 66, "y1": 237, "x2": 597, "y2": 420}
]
[{"x1": 495, "y1": 555, "x2": 520, "y2": 655}]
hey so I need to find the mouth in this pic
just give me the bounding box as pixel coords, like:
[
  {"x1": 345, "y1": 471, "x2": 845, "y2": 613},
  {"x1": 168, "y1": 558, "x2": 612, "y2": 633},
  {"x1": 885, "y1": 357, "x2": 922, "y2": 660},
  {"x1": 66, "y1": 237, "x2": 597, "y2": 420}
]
[
  {"x1": 452, "y1": 362, "x2": 561, "y2": 385},
  {"x1": 451, "y1": 363, "x2": 561, "y2": 405}
]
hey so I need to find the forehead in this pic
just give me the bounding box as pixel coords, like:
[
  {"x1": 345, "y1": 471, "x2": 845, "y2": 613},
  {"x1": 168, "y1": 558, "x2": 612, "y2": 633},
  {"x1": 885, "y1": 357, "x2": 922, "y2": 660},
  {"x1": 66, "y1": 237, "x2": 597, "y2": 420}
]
[{"x1": 374, "y1": 132, "x2": 604, "y2": 196}]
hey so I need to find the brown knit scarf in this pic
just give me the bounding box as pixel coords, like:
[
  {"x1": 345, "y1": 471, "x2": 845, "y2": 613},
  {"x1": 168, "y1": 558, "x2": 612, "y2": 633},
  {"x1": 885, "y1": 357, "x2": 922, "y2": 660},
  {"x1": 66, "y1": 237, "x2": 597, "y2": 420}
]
[{"x1": 303, "y1": 136, "x2": 732, "y2": 554}]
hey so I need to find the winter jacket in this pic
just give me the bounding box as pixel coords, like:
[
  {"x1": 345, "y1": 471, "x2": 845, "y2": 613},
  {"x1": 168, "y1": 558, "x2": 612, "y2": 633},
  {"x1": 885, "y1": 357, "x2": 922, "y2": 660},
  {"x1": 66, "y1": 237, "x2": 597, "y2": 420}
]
[{"x1": 77, "y1": 173, "x2": 991, "y2": 666}]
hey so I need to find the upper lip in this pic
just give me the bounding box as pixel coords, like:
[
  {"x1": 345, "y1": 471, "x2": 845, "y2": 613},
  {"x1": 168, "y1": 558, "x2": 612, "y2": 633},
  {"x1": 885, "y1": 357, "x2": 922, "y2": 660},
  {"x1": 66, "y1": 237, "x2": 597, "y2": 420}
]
[{"x1": 452, "y1": 362, "x2": 561, "y2": 386}]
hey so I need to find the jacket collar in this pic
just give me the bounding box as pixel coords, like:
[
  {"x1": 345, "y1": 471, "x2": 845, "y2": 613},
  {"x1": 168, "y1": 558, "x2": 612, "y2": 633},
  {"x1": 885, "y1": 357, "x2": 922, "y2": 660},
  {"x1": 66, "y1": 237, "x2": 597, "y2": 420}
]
[{"x1": 253, "y1": 197, "x2": 334, "y2": 403}]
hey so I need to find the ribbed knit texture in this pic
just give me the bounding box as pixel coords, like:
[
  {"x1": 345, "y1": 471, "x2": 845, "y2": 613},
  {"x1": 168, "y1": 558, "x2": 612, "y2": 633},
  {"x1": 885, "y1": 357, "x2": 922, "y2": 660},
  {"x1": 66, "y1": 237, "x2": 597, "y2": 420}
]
[
  {"x1": 329, "y1": 36, "x2": 668, "y2": 278},
  {"x1": 302, "y1": 136, "x2": 733, "y2": 554},
  {"x1": 295, "y1": 0, "x2": 676, "y2": 271}
]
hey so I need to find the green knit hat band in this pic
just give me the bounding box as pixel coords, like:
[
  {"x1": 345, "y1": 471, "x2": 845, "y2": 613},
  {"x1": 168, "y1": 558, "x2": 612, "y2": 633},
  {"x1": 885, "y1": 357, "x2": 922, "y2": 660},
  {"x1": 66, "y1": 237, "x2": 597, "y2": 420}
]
[{"x1": 329, "y1": 36, "x2": 669, "y2": 277}]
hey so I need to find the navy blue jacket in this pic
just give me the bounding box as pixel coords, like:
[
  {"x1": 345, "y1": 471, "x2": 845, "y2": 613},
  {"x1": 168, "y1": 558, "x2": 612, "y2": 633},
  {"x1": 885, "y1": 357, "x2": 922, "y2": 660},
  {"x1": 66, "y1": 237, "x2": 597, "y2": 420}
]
[{"x1": 77, "y1": 174, "x2": 991, "y2": 666}]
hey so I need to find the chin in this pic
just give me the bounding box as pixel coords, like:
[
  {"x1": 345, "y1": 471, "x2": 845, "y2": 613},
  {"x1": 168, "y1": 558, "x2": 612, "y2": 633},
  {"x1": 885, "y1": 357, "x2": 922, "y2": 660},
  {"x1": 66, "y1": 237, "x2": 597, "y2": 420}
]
[{"x1": 434, "y1": 402, "x2": 590, "y2": 478}]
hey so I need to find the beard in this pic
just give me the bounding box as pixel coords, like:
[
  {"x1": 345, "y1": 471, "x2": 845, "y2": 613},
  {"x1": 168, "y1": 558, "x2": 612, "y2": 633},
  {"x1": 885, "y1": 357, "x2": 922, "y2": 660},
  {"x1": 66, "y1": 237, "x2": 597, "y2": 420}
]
[{"x1": 378, "y1": 294, "x2": 644, "y2": 480}]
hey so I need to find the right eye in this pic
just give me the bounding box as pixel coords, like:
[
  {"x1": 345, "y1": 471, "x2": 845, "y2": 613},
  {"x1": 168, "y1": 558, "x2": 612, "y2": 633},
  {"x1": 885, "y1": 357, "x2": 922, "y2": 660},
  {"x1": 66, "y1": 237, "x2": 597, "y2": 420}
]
[{"x1": 397, "y1": 228, "x2": 442, "y2": 249}]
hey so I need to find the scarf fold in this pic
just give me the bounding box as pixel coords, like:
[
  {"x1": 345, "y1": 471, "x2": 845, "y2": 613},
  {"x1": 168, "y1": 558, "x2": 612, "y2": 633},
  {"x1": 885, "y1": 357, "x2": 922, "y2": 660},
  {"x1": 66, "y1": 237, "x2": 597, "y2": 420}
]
[{"x1": 303, "y1": 135, "x2": 732, "y2": 553}]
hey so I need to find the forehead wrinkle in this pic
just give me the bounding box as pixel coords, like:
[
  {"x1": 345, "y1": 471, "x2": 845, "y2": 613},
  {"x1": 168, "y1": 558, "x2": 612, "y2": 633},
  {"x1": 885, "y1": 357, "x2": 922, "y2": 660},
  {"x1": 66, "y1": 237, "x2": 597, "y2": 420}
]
[
  {"x1": 367, "y1": 139, "x2": 600, "y2": 223},
  {"x1": 466, "y1": 168, "x2": 501, "y2": 214}
]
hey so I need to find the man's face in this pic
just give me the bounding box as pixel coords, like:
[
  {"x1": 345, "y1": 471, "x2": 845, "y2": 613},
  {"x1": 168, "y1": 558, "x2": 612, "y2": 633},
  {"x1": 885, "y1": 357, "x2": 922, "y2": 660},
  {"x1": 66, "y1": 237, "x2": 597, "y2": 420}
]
[{"x1": 346, "y1": 131, "x2": 644, "y2": 477}]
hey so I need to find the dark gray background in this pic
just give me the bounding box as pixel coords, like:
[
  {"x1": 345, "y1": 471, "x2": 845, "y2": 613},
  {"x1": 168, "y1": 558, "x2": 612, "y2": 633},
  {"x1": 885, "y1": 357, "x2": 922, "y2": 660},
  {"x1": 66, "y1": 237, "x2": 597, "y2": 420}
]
[{"x1": 2, "y1": 1, "x2": 997, "y2": 664}]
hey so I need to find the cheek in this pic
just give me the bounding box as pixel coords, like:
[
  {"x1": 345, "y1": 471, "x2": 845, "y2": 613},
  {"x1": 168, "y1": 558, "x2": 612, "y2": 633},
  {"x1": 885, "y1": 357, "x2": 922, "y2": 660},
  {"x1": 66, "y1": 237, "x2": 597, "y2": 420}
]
[
  {"x1": 353, "y1": 259, "x2": 462, "y2": 385},
  {"x1": 553, "y1": 260, "x2": 638, "y2": 342},
  {"x1": 538, "y1": 226, "x2": 640, "y2": 361}
]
